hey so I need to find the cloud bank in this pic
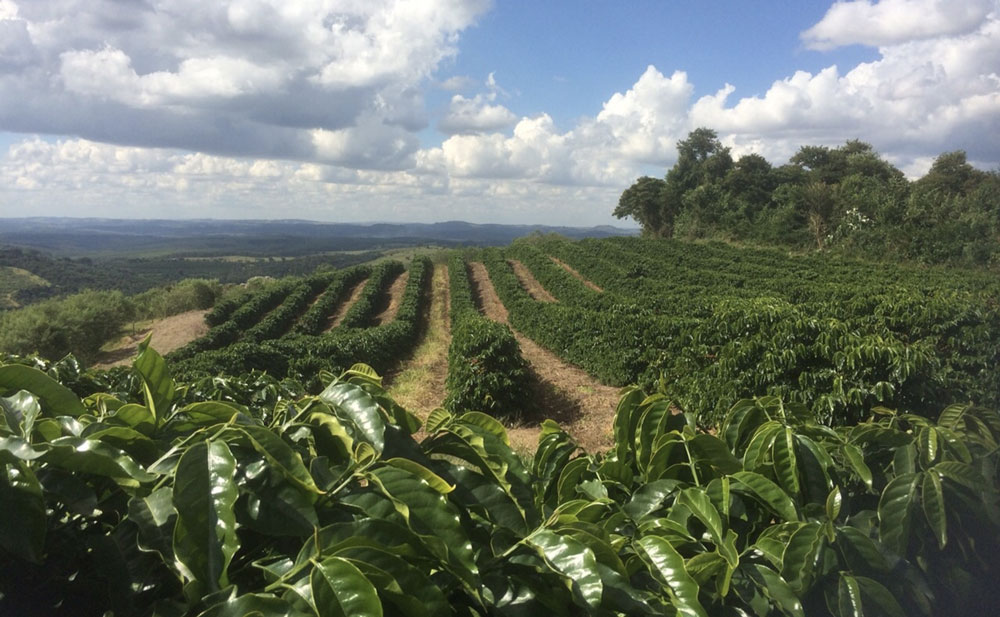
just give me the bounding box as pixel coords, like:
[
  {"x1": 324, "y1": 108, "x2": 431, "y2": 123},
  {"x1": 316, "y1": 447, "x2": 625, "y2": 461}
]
[{"x1": 1, "y1": 0, "x2": 998, "y2": 225}]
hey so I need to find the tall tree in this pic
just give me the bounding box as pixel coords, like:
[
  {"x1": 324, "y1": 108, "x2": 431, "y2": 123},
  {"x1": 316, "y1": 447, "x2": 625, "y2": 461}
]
[{"x1": 614, "y1": 176, "x2": 672, "y2": 236}]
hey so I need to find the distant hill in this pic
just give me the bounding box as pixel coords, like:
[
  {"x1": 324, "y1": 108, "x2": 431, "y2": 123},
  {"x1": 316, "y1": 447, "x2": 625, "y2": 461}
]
[{"x1": 0, "y1": 218, "x2": 637, "y2": 257}]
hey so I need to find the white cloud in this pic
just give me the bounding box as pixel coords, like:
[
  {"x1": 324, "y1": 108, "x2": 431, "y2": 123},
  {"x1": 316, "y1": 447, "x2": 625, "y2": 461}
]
[
  {"x1": 802, "y1": 0, "x2": 996, "y2": 50},
  {"x1": 1, "y1": 1, "x2": 998, "y2": 226},
  {"x1": 0, "y1": 0, "x2": 490, "y2": 169},
  {"x1": 593, "y1": 66, "x2": 694, "y2": 165},
  {"x1": 438, "y1": 75, "x2": 476, "y2": 91},
  {"x1": 438, "y1": 73, "x2": 517, "y2": 134},
  {"x1": 690, "y1": 13, "x2": 1000, "y2": 166}
]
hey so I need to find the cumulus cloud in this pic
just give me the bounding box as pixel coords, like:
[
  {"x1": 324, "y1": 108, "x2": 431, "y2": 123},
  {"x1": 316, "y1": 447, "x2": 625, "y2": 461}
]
[
  {"x1": 430, "y1": 66, "x2": 697, "y2": 187},
  {"x1": 0, "y1": 0, "x2": 490, "y2": 169},
  {"x1": 802, "y1": 0, "x2": 995, "y2": 50},
  {"x1": 693, "y1": 11, "x2": 1000, "y2": 165},
  {"x1": 438, "y1": 73, "x2": 517, "y2": 134},
  {"x1": 1, "y1": 1, "x2": 998, "y2": 226}
]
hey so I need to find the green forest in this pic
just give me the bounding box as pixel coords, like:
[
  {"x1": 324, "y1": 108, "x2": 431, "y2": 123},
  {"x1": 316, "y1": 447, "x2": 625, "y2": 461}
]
[{"x1": 615, "y1": 129, "x2": 999, "y2": 267}]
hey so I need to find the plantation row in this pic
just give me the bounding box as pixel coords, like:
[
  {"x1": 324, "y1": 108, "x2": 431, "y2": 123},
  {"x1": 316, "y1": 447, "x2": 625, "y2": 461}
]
[
  {"x1": 161, "y1": 239, "x2": 999, "y2": 431},
  {"x1": 165, "y1": 259, "x2": 428, "y2": 391},
  {"x1": 0, "y1": 348, "x2": 997, "y2": 615},
  {"x1": 451, "y1": 237, "x2": 1000, "y2": 427}
]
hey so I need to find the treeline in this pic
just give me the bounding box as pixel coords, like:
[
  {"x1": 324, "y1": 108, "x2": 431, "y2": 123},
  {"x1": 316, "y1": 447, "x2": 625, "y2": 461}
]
[
  {"x1": 0, "y1": 279, "x2": 222, "y2": 363},
  {"x1": 616, "y1": 128, "x2": 1000, "y2": 267},
  {"x1": 0, "y1": 245, "x2": 376, "y2": 305}
]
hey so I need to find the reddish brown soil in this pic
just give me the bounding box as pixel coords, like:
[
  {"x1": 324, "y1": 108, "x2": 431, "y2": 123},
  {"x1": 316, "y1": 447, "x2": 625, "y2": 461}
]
[
  {"x1": 373, "y1": 272, "x2": 410, "y2": 325},
  {"x1": 507, "y1": 259, "x2": 557, "y2": 303},
  {"x1": 93, "y1": 309, "x2": 209, "y2": 368},
  {"x1": 550, "y1": 256, "x2": 603, "y2": 292},
  {"x1": 466, "y1": 262, "x2": 620, "y2": 453},
  {"x1": 324, "y1": 278, "x2": 368, "y2": 332}
]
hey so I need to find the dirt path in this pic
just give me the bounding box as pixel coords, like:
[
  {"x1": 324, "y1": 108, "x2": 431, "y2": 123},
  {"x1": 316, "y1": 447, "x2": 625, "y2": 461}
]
[
  {"x1": 467, "y1": 262, "x2": 620, "y2": 453},
  {"x1": 507, "y1": 259, "x2": 557, "y2": 303},
  {"x1": 385, "y1": 264, "x2": 451, "y2": 419},
  {"x1": 93, "y1": 309, "x2": 210, "y2": 368},
  {"x1": 324, "y1": 278, "x2": 368, "y2": 332},
  {"x1": 550, "y1": 256, "x2": 603, "y2": 292},
  {"x1": 373, "y1": 271, "x2": 410, "y2": 325}
]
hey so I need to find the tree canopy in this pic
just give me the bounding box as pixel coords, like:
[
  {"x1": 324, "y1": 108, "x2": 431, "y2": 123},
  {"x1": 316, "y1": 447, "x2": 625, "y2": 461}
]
[{"x1": 615, "y1": 129, "x2": 1000, "y2": 267}]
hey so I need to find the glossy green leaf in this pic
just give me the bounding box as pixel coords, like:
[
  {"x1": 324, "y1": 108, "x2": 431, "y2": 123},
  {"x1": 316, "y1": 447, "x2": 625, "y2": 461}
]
[
  {"x1": 555, "y1": 456, "x2": 590, "y2": 504},
  {"x1": 877, "y1": 472, "x2": 919, "y2": 555},
  {"x1": 936, "y1": 403, "x2": 970, "y2": 430},
  {"x1": 235, "y1": 425, "x2": 322, "y2": 495},
  {"x1": 795, "y1": 435, "x2": 833, "y2": 504},
  {"x1": 636, "y1": 535, "x2": 708, "y2": 617},
  {"x1": 369, "y1": 465, "x2": 476, "y2": 579},
  {"x1": 613, "y1": 386, "x2": 647, "y2": 463},
  {"x1": 826, "y1": 487, "x2": 842, "y2": 522},
  {"x1": 526, "y1": 529, "x2": 603, "y2": 609},
  {"x1": 311, "y1": 556, "x2": 382, "y2": 617},
  {"x1": 197, "y1": 593, "x2": 305, "y2": 617},
  {"x1": 172, "y1": 440, "x2": 240, "y2": 594},
  {"x1": 128, "y1": 486, "x2": 176, "y2": 560},
  {"x1": 447, "y1": 465, "x2": 527, "y2": 533},
  {"x1": 623, "y1": 479, "x2": 682, "y2": 522},
  {"x1": 842, "y1": 444, "x2": 873, "y2": 491},
  {"x1": 933, "y1": 461, "x2": 984, "y2": 490},
  {"x1": 135, "y1": 335, "x2": 174, "y2": 425},
  {"x1": 721, "y1": 398, "x2": 767, "y2": 452},
  {"x1": 320, "y1": 381, "x2": 386, "y2": 454},
  {"x1": 171, "y1": 401, "x2": 250, "y2": 429},
  {"x1": 773, "y1": 428, "x2": 800, "y2": 497},
  {"x1": 837, "y1": 573, "x2": 863, "y2": 617},
  {"x1": 81, "y1": 424, "x2": 158, "y2": 462},
  {"x1": 855, "y1": 576, "x2": 905, "y2": 617},
  {"x1": 384, "y1": 457, "x2": 454, "y2": 494},
  {"x1": 780, "y1": 522, "x2": 824, "y2": 592},
  {"x1": 457, "y1": 411, "x2": 510, "y2": 446},
  {"x1": 917, "y1": 426, "x2": 939, "y2": 468},
  {"x1": 424, "y1": 408, "x2": 452, "y2": 433},
  {"x1": 750, "y1": 564, "x2": 804, "y2": 617},
  {"x1": 45, "y1": 436, "x2": 156, "y2": 486},
  {"x1": 636, "y1": 400, "x2": 672, "y2": 471},
  {"x1": 689, "y1": 434, "x2": 742, "y2": 475},
  {"x1": 1, "y1": 391, "x2": 39, "y2": 437},
  {"x1": 308, "y1": 409, "x2": 354, "y2": 461},
  {"x1": 678, "y1": 487, "x2": 724, "y2": 545},
  {"x1": 921, "y1": 471, "x2": 947, "y2": 549},
  {"x1": 111, "y1": 403, "x2": 156, "y2": 433},
  {"x1": 743, "y1": 422, "x2": 781, "y2": 471},
  {"x1": 731, "y1": 471, "x2": 799, "y2": 522},
  {"x1": 835, "y1": 526, "x2": 889, "y2": 574},
  {"x1": 0, "y1": 435, "x2": 44, "y2": 463},
  {"x1": 0, "y1": 364, "x2": 86, "y2": 417},
  {"x1": 337, "y1": 545, "x2": 449, "y2": 617}
]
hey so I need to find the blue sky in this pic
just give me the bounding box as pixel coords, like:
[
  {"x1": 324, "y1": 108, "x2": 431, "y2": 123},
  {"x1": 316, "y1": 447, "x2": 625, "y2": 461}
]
[
  {"x1": 438, "y1": 1, "x2": 879, "y2": 127},
  {"x1": 0, "y1": 0, "x2": 997, "y2": 225}
]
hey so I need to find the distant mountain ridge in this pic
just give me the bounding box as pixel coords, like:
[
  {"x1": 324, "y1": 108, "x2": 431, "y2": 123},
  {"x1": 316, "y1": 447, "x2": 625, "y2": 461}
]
[{"x1": 0, "y1": 217, "x2": 637, "y2": 256}]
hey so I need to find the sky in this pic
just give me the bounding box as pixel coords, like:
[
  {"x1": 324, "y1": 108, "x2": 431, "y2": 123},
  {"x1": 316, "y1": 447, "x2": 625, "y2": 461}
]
[{"x1": 0, "y1": 0, "x2": 997, "y2": 226}]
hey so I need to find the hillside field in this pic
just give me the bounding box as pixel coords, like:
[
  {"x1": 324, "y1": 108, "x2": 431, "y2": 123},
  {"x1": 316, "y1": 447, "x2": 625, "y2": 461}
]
[{"x1": 2, "y1": 235, "x2": 998, "y2": 616}]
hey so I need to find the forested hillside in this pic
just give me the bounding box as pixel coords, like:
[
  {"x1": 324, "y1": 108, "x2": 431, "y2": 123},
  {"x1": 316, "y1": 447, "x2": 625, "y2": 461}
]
[{"x1": 615, "y1": 129, "x2": 1000, "y2": 267}]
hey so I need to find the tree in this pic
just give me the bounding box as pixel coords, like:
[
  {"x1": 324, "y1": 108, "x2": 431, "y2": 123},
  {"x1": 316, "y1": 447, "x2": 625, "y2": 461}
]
[
  {"x1": 614, "y1": 176, "x2": 672, "y2": 236},
  {"x1": 803, "y1": 182, "x2": 836, "y2": 249},
  {"x1": 667, "y1": 128, "x2": 732, "y2": 196},
  {"x1": 723, "y1": 153, "x2": 775, "y2": 220},
  {"x1": 914, "y1": 150, "x2": 987, "y2": 197}
]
